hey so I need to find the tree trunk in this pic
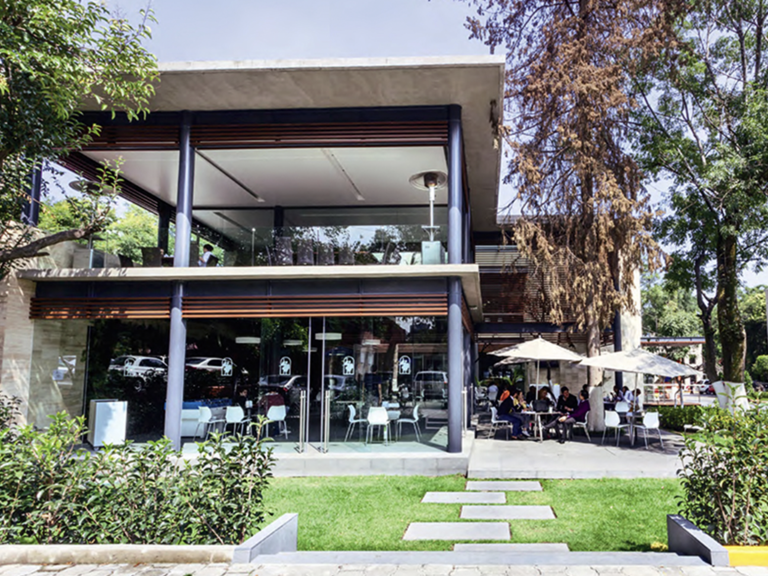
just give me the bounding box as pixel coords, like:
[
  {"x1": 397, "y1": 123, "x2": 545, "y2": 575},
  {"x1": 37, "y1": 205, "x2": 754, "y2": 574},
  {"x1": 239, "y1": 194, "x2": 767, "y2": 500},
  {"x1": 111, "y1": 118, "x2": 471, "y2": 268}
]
[
  {"x1": 716, "y1": 232, "x2": 746, "y2": 382},
  {"x1": 693, "y1": 252, "x2": 718, "y2": 381},
  {"x1": 586, "y1": 313, "x2": 605, "y2": 432}
]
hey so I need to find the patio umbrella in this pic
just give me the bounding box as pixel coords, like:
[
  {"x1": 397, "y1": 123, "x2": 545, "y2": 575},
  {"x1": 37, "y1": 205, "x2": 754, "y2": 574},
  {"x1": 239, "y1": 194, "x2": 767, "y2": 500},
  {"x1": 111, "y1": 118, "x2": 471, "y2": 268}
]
[
  {"x1": 494, "y1": 337, "x2": 584, "y2": 387},
  {"x1": 578, "y1": 348, "x2": 701, "y2": 379}
]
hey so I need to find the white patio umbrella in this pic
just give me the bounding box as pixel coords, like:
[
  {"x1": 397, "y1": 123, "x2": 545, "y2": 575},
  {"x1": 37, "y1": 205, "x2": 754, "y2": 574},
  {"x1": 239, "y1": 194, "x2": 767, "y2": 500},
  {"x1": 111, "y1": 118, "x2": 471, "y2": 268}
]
[
  {"x1": 578, "y1": 348, "x2": 701, "y2": 378},
  {"x1": 494, "y1": 337, "x2": 584, "y2": 387}
]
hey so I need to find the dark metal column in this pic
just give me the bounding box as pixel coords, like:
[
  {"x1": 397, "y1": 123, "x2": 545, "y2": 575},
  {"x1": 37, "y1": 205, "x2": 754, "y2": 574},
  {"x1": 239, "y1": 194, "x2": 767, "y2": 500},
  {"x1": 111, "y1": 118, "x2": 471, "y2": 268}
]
[
  {"x1": 22, "y1": 163, "x2": 42, "y2": 226},
  {"x1": 157, "y1": 202, "x2": 172, "y2": 255},
  {"x1": 447, "y1": 104, "x2": 464, "y2": 453},
  {"x1": 165, "y1": 111, "x2": 195, "y2": 449}
]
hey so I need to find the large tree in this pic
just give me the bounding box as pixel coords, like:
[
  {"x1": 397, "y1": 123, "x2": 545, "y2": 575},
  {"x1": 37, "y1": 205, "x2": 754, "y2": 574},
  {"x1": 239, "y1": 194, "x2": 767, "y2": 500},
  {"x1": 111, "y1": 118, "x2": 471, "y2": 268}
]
[
  {"x1": 0, "y1": 0, "x2": 157, "y2": 278},
  {"x1": 635, "y1": 0, "x2": 768, "y2": 383},
  {"x1": 465, "y1": 0, "x2": 677, "y2": 428}
]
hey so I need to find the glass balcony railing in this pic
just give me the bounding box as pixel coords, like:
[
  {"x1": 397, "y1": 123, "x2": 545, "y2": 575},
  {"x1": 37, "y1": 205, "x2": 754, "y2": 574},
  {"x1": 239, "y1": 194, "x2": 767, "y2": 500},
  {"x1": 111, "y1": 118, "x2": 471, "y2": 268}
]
[{"x1": 44, "y1": 224, "x2": 449, "y2": 270}]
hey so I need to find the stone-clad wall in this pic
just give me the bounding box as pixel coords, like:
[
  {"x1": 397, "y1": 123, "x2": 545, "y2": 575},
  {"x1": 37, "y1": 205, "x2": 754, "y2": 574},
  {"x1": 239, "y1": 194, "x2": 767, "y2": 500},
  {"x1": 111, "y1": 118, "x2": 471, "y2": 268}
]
[{"x1": 0, "y1": 275, "x2": 36, "y2": 423}]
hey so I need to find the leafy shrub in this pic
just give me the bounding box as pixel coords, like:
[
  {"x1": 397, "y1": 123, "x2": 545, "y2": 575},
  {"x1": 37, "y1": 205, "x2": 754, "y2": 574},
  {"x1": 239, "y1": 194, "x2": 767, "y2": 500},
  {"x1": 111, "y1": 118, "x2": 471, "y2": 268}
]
[
  {"x1": 0, "y1": 413, "x2": 274, "y2": 545},
  {"x1": 0, "y1": 394, "x2": 21, "y2": 431},
  {"x1": 752, "y1": 355, "x2": 768, "y2": 382},
  {"x1": 658, "y1": 405, "x2": 703, "y2": 431},
  {"x1": 677, "y1": 403, "x2": 768, "y2": 545}
]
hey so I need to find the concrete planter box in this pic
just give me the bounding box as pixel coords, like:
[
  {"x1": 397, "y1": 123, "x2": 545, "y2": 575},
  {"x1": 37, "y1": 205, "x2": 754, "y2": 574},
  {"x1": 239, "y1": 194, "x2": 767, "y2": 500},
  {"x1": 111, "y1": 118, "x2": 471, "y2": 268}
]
[{"x1": 0, "y1": 513, "x2": 297, "y2": 565}]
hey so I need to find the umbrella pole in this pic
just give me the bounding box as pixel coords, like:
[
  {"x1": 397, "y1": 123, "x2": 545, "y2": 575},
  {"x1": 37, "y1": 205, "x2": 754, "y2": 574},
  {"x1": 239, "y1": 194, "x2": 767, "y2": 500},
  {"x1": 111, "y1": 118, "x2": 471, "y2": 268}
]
[{"x1": 536, "y1": 360, "x2": 541, "y2": 388}]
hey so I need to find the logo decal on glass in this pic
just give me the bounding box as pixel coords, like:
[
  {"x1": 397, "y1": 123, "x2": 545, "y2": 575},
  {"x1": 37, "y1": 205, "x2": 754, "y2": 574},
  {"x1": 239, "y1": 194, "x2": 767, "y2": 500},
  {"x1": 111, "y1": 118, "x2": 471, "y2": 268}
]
[
  {"x1": 398, "y1": 356, "x2": 411, "y2": 375},
  {"x1": 279, "y1": 356, "x2": 292, "y2": 376},
  {"x1": 342, "y1": 356, "x2": 355, "y2": 376},
  {"x1": 221, "y1": 357, "x2": 233, "y2": 377}
]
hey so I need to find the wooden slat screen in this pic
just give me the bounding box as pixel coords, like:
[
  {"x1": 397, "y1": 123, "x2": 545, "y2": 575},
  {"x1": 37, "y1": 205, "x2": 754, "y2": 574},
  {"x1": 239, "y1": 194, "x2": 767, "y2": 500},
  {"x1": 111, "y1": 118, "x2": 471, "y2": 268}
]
[
  {"x1": 30, "y1": 298, "x2": 172, "y2": 320},
  {"x1": 190, "y1": 121, "x2": 448, "y2": 149},
  {"x1": 182, "y1": 294, "x2": 448, "y2": 319},
  {"x1": 81, "y1": 121, "x2": 448, "y2": 151}
]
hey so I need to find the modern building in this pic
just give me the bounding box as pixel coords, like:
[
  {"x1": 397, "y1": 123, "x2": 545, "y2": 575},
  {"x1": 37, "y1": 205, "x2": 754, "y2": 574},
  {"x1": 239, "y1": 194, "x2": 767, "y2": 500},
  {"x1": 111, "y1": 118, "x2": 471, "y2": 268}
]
[{"x1": 1, "y1": 56, "x2": 510, "y2": 454}]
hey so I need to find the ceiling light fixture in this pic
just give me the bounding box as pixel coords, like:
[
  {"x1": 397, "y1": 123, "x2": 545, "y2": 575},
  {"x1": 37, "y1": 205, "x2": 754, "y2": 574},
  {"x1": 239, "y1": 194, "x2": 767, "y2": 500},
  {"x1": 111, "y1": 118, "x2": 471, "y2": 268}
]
[
  {"x1": 362, "y1": 338, "x2": 381, "y2": 346},
  {"x1": 315, "y1": 332, "x2": 342, "y2": 341},
  {"x1": 235, "y1": 336, "x2": 261, "y2": 344},
  {"x1": 283, "y1": 339, "x2": 303, "y2": 346}
]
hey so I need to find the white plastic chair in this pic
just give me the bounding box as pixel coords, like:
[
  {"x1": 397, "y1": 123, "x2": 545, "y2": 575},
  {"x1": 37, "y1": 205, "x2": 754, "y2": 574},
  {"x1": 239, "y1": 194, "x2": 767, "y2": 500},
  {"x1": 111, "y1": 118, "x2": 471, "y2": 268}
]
[
  {"x1": 343, "y1": 404, "x2": 366, "y2": 442},
  {"x1": 571, "y1": 410, "x2": 591, "y2": 442},
  {"x1": 195, "y1": 406, "x2": 225, "y2": 439},
  {"x1": 266, "y1": 404, "x2": 289, "y2": 440},
  {"x1": 602, "y1": 410, "x2": 629, "y2": 446},
  {"x1": 397, "y1": 403, "x2": 421, "y2": 441},
  {"x1": 489, "y1": 406, "x2": 510, "y2": 440},
  {"x1": 225, "y1": 405, "x2": 250, "y2": 435},
  {"x1": 615, "y1": 401, "x2": 630, "y2": 415},
  {"x1": 634, "y1": 412, "x2": 663, "y2": 449},
  {"x1": 365, "y1": 406, "x2": 390, "y2": 445},
  {"x1": 382, "y1": 401, "x2": 401, "y2": 421}
]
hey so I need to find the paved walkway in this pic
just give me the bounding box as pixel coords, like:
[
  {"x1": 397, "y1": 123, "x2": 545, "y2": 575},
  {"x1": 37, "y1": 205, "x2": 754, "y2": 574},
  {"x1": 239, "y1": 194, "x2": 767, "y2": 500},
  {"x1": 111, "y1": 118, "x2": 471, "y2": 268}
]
[
  {"x1": 468, "y1": 431, "x2": 683, "y2": 479},
  {"x1": 0, "y1": 564, "x2": 765, "y2": 576}
]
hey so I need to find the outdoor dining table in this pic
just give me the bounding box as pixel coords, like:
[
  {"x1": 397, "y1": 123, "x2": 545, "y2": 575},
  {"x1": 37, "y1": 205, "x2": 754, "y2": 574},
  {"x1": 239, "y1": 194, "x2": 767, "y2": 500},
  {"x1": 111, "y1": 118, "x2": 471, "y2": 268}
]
[
  {"x1": 522, "y1": 410, "x2": 555, "y2": 442},
  {"x1": 625, "y1": 411, "x2": 645, "y2": 446}
]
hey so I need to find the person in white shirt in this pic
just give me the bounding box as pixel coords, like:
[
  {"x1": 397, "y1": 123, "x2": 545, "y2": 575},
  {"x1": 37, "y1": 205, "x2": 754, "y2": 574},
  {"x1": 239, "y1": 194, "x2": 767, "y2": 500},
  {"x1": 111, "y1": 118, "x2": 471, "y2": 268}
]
[
  {"x1": 198, "y1": 244, "x2": 214, "y2": 267},
  {"x1": 622, "y1": 386, "x2": 634, "y2": 406}
]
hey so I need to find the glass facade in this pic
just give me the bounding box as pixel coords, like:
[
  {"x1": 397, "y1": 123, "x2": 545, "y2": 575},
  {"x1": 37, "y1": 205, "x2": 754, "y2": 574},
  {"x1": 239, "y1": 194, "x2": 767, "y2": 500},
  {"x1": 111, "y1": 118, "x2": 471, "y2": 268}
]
[{"x1": 27, "y1": 314, "x2": 449, "y2": 450}]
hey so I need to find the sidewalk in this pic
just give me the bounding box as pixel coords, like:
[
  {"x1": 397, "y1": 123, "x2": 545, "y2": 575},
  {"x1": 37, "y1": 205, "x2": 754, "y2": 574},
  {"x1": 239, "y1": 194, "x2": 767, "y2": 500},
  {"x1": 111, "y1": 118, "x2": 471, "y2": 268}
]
[
  {"x1": 0, "y1": 563, "x2": 765, "y2": 576},
  {"x1": 468, "y1": 430, "x2": 683, "y2": 479}
]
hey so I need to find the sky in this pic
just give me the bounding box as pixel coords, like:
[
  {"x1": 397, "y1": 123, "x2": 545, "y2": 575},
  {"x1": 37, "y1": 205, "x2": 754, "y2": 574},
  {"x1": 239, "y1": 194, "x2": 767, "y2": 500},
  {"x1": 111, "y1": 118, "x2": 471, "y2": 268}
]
[{"x1": 103, "y1": 0, "x2": 766, "y2": 288}]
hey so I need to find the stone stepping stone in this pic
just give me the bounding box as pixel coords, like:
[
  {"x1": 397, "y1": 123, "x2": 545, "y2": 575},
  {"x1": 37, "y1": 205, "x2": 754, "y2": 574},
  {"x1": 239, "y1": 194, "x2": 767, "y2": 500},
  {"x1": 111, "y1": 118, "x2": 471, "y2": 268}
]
[
  {"x1": 421, "y1": 492, "x2": 506, "y2": 504},
  {"x1": 454, "y1": 543, "x2": 570, "y2": 552},
  {"x1": 403, "y1": 522, "x2": 510, "y2": 541},
  {"x1": 466, "y1": 480, "x2": 542, "y2": 492},
  {"x1": 460, "y1": 505, "x2": 555, "y2": 520}
]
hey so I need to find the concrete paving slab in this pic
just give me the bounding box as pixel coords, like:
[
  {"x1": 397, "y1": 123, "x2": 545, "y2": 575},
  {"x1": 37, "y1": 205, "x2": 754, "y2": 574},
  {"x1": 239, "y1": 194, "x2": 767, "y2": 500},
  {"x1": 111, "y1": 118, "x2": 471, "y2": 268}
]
[
  {"x1": 421, "y1": 492, "x2": 506, "y2": 504},
  {"x1": 402, "y1": 522, "x2": 510, "y2": 541},
  {"x1": 465, "y1": 481, "x2": 542, "y2": 492},
  {"x1": 459, "y1": 506, "x2": 555, "y2": 520},
  {"x1": 460, "y1": 506, "x2": 554, "y2": 520},
  {"x1": 453, "y1": 543, "x2": 570, "y2": 552}
]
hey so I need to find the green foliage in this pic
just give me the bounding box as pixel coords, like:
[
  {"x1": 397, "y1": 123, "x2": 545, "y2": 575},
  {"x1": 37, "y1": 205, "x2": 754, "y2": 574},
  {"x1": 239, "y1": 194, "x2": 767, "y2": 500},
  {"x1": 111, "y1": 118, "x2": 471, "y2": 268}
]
[
  {"x1": 0, "y1": 414, "x2": 274, "y2": 545},
  {"x1": 752, "y1": 355, "x2": 768, "y2": 382},
  {"x1": 657, "y1": 405, "x2": 703, "y2": 431},
  {"x1": 641, "y1": 273, "x2": 702, "y2": 361},
  {"x1": 741, "y1": 286, "x2": 768, "y2": 370},
  {"x1": 0, "y1": 0, "x2": 157, "y2": 276},
  {"x1": 678, "y1": 401, "x2": 768, "y2": 545},
  {"x1": 0, "y1": 394, "x2": 21, "y2": 431}
]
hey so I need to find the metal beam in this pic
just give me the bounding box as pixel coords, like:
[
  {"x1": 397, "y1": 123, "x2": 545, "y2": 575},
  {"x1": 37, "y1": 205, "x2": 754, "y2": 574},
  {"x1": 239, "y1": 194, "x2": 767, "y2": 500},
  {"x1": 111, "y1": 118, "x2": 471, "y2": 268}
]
[{"x1": 22, "y1": 163, "x2": 42, "y2": 226}]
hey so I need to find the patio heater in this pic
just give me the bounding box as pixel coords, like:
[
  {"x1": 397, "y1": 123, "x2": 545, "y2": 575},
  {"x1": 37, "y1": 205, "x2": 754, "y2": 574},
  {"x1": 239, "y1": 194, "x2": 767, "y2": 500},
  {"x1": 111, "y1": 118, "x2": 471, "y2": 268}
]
[{"x1": 409, "y1": 171, "x2": 446, "y2": 265}]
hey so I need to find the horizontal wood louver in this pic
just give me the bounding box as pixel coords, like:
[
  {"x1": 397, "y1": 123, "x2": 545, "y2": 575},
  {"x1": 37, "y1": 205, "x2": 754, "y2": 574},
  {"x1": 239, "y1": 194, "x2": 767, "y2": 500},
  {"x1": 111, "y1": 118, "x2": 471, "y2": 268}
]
[
  {"x1": 182, "y1": 294, "x2": 448, "y2": 319},
  {"x1": 190, "y1": 121, "x2": 449, "y2": 149},
  {"x1": 30, "y1": 298, "x2": 172, "y2": 320},
  {"x1": 79, "y1": 121, "x2": 449, "y2": 151}
]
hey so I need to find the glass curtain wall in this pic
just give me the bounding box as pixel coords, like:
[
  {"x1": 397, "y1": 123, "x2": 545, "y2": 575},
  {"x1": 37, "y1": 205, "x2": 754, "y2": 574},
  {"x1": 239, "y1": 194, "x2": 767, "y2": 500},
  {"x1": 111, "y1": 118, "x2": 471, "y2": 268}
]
[{"x1": 28, "y1": 314, "x2": 448, "y2": 450}]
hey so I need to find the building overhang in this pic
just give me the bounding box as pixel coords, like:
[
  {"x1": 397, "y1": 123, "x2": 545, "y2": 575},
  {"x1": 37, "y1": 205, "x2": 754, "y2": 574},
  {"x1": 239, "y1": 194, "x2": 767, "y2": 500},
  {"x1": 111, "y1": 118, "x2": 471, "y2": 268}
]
[
  {"x1": 19, "y1": 264, "x2": 483, "y2": 322},
  {"x1": 80, "y1": 56, "x2": 505, "y2": 231}
]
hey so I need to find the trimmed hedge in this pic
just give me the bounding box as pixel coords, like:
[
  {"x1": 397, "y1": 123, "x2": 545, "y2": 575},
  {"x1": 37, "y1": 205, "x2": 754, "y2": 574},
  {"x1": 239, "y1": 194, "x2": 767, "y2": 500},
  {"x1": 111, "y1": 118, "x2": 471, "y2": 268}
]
[{"x1": 658, "y1": 405, "x2": 703, "y2": 431}]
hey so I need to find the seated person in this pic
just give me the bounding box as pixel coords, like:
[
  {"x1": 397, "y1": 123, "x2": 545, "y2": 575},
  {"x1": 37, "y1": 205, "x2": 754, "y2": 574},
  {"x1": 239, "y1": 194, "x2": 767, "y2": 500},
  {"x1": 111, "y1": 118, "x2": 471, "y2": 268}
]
[
  {"x1": 555, "y1": 386, "x2": 578, "y2": 416},
  {"x1": 542, "y1": 389, "x2": 590, "y2": 443},
  {"x1": 533, "y1": 388, "x2": 554, "y2": 417},
  {"x1": 498, "y1": 385, "x2": 511, "y2": 404},
  {"x1": 487, "y1": 381, "x2": 499, "y2": 405},
  {"x1": 525, "y1": 386, "x2": 537, "y2": 405},
  {"x1": 621, "y1": 386, "x2": 634, "y2": 406},
  {"x1": 512, "y1": 389, "x2": 532, "y2": 436},
  {"x1": 496, "y1": 391, "x2": 525, "y2": 440}
]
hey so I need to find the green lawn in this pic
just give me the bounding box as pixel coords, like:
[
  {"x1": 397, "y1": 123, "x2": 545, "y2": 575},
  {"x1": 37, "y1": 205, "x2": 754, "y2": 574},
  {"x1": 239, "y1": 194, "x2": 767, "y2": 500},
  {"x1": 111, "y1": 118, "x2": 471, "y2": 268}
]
[{"x1": 261, "y1": 476, "x2": 681, "y2": 552}]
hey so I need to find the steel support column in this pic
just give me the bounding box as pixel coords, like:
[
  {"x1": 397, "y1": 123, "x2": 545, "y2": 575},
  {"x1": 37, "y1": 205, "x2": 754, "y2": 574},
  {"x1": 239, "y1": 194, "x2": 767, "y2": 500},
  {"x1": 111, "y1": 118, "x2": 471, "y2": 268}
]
[
  {"x1": 157, "y1": 202, "x2": 172, "y2": 255},
  {"x1": 165, "y1": 111, "x2": 195, "y2": 449},
  {"x1": 22, "y1": 163, "x2": 42, "y2": 226},
  {"x1": 447, "y1": 104, "x2": 464, "y2": 453}
]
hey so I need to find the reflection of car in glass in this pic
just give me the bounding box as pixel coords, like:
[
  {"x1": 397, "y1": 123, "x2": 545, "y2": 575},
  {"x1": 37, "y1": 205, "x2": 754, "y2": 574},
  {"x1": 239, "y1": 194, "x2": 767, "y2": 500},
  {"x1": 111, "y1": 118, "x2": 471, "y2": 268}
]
[
  {"x1": 185, "y1": 357, "x2": 224, "y2": 372},
  {"x1": 258, "y1": 375, "x2": 307, "y2": 408},
  {"x1": 413, "y1": 371, "x2": 448, "y2": 400},
  {"x1": 109, "y1": 355, "x2": 168, "y2": 379}
]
